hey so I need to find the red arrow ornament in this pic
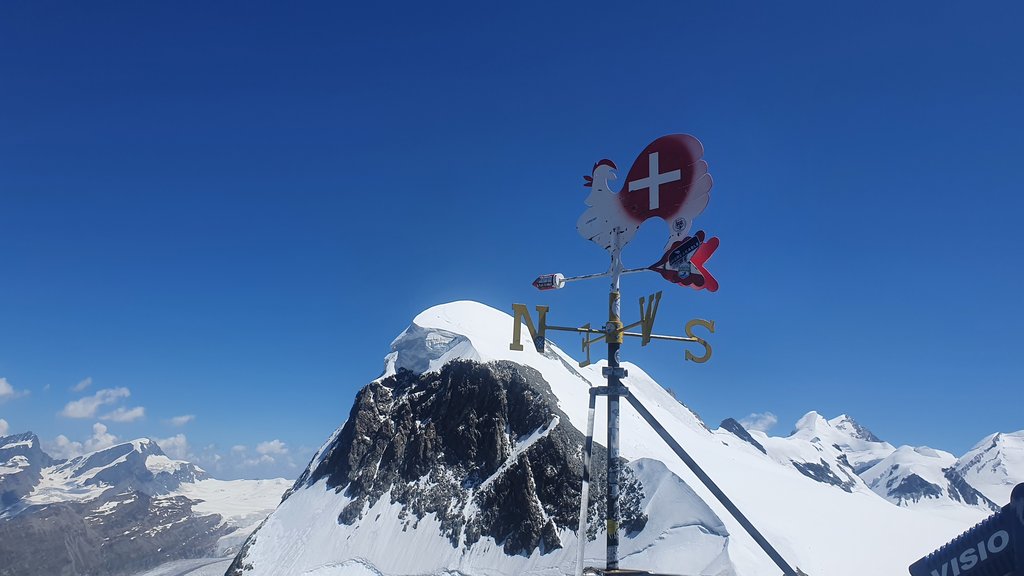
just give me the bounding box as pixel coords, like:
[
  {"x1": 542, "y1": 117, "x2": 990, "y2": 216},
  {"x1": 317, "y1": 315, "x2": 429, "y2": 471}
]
[{"x1": 648, "y1": 230, "x2": 719, "y2": 292}]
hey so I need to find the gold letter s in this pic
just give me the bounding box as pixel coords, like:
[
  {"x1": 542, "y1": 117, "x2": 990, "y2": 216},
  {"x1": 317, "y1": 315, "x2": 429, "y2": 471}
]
[{"x1": 684, "y1": 318, "x2": 714, "y2": 363}]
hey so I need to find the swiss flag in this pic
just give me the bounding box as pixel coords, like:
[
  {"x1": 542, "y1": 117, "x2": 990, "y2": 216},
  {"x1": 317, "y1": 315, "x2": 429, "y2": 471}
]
[{"x1": 618, "y1": 134, "x2": 709, "y2": 223}]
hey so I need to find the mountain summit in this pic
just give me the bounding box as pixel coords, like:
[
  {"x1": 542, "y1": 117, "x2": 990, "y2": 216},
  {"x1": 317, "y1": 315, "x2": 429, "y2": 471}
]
[
  {"x1": 0, "y1": 432, "x2": 289, "y2": 576},
  {"x1": 229, "y1": 300, "x2": 1016, "y2": 576}
]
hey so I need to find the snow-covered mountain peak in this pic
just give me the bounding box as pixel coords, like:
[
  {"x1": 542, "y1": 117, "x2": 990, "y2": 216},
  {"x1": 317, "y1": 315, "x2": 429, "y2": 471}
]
[
  {"x1": 786, "y1": 411, "x2": 895, "y2": 473},
  {"x1": 230, "y1": 301, "x2": 1008, "y2": 576},
  {"x1": 792, "y1": 410, "x2": 829, "y2": 436},
  {"x1": 829, "y1": 414, "x2": 883, "y2": 443},
  {"x1": 955, "y1": 430, "x2": 1024, "y2": 506},
  {"x1": 33, "y1": 437, "x2": 209, "y2": 506},
  {"x1": 0, "y1": 431, "x2": 52, "y2": 466},
  {"x1": 861, "y1": 445, "x2": 996, "y2": 515},
  {"x1": 383, "y1": 301, "x2": 528, "y2": 376}
]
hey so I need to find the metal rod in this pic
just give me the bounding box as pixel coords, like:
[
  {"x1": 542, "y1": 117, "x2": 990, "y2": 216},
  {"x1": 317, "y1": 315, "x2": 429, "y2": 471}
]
[
  {"x1": 586, "y1": 328, "x2": 696, "y2": 349},
  {"x1": 606, "y1": 338, "x2": 621, "y2": 570},
  {"x1": 546, "y1": 325, "x2": 606, "y2": 335},
  {"x1": 575, "y1": 388, "x2": 598, "y2": 576},
  {"x1": 623, "y1": 393, "x2": 801, "y2": 576},
  {"x1": 563, "y1": 267, "x2": 650, "y2": 284},
  {"x1": 606, "y1": 230, "x2": 623, "y2": 572},
  {"x1": 621, "y1": 332, "x2": 698, "y2": 343}
]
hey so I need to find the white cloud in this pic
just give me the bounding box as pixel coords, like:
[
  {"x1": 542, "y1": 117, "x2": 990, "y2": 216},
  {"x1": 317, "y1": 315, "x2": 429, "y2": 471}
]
[
  {"x1": 180, "y1": 441, "x2": 300, "y2": 480},
  {"x1": 740, "y1": 411, "x2": 779, "y2": 433},
  {"x1": 101, "y1": 406, "x2": 146, "y2": 423},
  {"x1": 84, "y1": 423, "x2": 118, "y2": 452},
  {"x1": 256, "y1": 439, "x2": 288, "y2": 456},
  {"x1": 47, "y1": 434, "x2": 84, "y2": 459},
  {"x1": 167, "y1": 415, "x2": 195, "y2": 427},
  {"x1": 0, "y1": 377, "x2": 28, "y2": 403},
  {"x1": 72, "y1": 377, "x2": 93, "y2": 392},
  {"x1": 155, "y1": 434, "x2": 189, "y2": 460},
  {"x1": 48, "y1": 423, "x2": 120, "y2": 459},
  {"x1": 60, "y1": 387, "x2": 130, "y2": 418},
  {"x1": 0, "y1": 418, "x2": 8, "y2": 436},
  {"x1": 242, "y1": 454, "x2": 276, "y2": 467}
]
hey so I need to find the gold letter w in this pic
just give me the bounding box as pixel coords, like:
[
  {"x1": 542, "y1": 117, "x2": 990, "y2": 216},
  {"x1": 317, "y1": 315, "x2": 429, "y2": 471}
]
[{"x1": 639, "y1": 291, "x2": 662, "y2": 346}]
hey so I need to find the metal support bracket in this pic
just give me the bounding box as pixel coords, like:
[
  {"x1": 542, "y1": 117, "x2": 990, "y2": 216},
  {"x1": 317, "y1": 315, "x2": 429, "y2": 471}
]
[{"x1": 601, "y1": 366, "x2": 629, "y2": 379}]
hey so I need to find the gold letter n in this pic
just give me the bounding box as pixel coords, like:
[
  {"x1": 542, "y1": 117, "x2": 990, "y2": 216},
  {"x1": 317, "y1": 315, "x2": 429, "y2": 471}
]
[{"x1": 510, "y1": 303, "x2": 549, "y2": 353}]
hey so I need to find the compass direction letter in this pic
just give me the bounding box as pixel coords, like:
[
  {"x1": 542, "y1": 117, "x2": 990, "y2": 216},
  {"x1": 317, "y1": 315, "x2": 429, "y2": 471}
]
[
  {"x1": 510, "y1": 304, "x2": 549, "y2": 353},
  {"x1": 684, "y1": 318, "x2": 715, "y2": 363},
  {"x1": 639, "y1": 292, "x2": 663, "y2": 346}
]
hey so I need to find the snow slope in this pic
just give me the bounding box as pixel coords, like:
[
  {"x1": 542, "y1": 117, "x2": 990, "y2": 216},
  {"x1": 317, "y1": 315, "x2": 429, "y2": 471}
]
[
  {"x1": 955, "y1": 431, "x2": 1024, "y2": 506},
  {"x1": 175, "y1": 478, "x2": 290, "y2": 554},
  {"x1": 237, "y1": 301, "x2": 995, "y2": 576}
]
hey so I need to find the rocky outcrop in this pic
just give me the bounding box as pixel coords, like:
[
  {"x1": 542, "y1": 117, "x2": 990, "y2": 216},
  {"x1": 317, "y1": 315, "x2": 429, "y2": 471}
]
[
  {"x1": 0, "y1": 433, "x2": 53, "y2": 507},
  {"x1": 291, "y1": 359, "x2": 646, "y2": 556},
  {"x1": 719, "y1": 418, "x2": 767, "y2": 455},
  {"x1": 792, "y1": 458, "x2": 857, "y2": 492}
]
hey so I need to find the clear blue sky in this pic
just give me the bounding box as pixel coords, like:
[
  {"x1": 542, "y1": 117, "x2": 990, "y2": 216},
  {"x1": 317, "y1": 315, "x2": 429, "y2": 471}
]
[{"x1": 1, "y1": 2, "x2": 1021, "y2": 478}]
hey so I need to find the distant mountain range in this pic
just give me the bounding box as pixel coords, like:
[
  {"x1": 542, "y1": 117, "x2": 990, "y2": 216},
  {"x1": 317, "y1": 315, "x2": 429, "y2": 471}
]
[
  {"x1": 228, "y1": 301, "x2": 1023, "y2": 576},
  {"x1": 0, "y1": 431, "x2": 290, "y2": 576}
]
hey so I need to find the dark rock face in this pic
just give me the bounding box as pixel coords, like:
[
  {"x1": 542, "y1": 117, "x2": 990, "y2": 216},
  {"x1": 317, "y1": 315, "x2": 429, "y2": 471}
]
[
  {"x1": 289, "y1": 359, "x2": 646, "y2": 557},
  {"x1": 719, "y1": 418, "x2": 767, "y2": 455},
  {"x1": 0, "y1": 433, "x2": 53, "y2": 506},
  {"x1": 0, "y1": 490, "x2": 230, "y2": 576},
  {"x1": 834, "y1": 416, "x2": 883, "y2": 443},
  {"x1": 872, "y1": 465, "x2": 997, "y2": 510},
  {"x1": 792, "y1": 458, "x2": 857, "y2": 492},
  {"x1": 943, "y1": 468, "x2": 998, "y2": 511},
  {"x1": 885, "y1": 472, "x2": 943, "y2": 502},
  {"x1": 0, "y1": 432, "x2": 54, "y2": 468}
]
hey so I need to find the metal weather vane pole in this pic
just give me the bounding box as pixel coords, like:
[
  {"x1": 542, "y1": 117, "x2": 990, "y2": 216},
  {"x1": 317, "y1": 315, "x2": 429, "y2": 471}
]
[
  {"x1": 604, "y1": 229, "x2": 625, "y2": 571},
  {"x1": 510, "y1": 134, "x2": 805, "y2": 576}
]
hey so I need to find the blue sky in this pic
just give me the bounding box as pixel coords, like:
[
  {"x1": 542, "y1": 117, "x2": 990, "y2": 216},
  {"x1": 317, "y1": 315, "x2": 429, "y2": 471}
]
[{"x1": 1, "y1": 2, "x2": 1022, "y2": 479}]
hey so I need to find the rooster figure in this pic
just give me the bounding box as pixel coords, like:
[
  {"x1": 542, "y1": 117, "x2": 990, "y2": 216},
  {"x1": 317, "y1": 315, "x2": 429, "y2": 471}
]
[{"x1": 575, "y1": 134, "x2": 719, "y2": 291}]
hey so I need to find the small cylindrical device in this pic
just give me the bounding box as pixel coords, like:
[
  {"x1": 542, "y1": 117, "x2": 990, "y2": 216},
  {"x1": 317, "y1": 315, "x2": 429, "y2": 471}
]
[{"x1": 532, "y1": 273, "x2": 565, "y2": 291}]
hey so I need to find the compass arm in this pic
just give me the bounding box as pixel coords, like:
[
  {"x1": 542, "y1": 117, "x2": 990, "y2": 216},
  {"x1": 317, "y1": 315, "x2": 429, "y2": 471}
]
[
  {"x1": 620, "y1": 332, "x2": 698, "y2": 343},
  {"x1": 545, "y1": 324, "x2": 606, "y2": 335},
  {"x1": 623, "y1": 392, "x2": 803, "y2": 576}
]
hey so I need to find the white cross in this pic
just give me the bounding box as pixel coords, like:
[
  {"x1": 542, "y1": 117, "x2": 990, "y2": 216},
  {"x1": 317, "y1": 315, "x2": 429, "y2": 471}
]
[{"x1": 628, "y1": 152, "x2": 681, "y2": 211}]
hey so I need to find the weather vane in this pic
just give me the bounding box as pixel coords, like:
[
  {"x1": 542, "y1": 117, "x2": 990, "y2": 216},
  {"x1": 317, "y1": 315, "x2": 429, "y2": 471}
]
[{"x1": 510, "y1": 135, "x2": 805, "y2": 576}]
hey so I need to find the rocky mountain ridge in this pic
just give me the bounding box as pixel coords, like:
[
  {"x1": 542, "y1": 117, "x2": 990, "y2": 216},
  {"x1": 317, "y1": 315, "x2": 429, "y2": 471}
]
[{"x1": 0, "y1": 432, "x2": 289, "y2": 576}]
